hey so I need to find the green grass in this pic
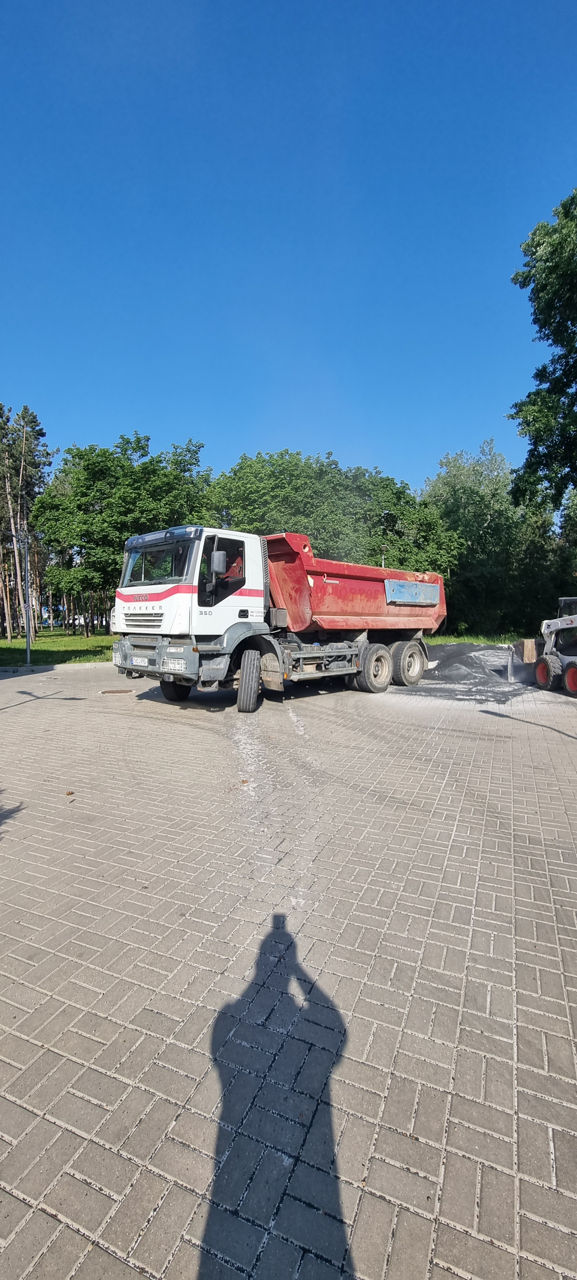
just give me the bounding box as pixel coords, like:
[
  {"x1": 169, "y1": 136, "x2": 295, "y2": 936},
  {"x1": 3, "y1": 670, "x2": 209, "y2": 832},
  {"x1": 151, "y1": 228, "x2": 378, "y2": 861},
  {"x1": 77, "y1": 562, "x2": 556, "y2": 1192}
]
[
  {"x1": 0, "y1": 629, "x2": 114, "y2": 666},
  {"x1": 428, "y1": 633, "x2": 520, "y2": 646}
]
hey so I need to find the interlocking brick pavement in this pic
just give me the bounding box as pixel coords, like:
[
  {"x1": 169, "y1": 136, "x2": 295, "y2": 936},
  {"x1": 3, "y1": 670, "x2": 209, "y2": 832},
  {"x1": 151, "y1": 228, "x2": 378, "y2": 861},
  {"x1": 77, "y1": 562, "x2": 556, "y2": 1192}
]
[{"x1": 0, "y1": 664, "x2": 576, "y2": 1278}]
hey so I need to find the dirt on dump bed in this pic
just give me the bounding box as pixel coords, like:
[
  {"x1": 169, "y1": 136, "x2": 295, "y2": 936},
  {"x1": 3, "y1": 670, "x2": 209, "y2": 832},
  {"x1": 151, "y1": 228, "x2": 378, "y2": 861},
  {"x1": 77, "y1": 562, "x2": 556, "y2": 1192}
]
[{"x1": 397, "y1": 642, "x2": 533, "y2": 704}]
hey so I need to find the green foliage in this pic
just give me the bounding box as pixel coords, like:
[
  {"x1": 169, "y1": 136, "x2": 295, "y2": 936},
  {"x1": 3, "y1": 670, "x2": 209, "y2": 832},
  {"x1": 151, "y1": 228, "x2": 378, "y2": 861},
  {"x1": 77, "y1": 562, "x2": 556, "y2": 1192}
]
[
  {"x1": 11, "y1": 401, "x2": 574, "y2": 643},
  {"x1": 32, "y1": 434, "x2": 558, "y2": 636},
  {"x1": 0, "y1": 403, "x2": 53, "y2": 518},
  {"x1": 511, "y1": 190, "x2": 577, "y2": 504},
  {"x1": 33, "y1": 433, "x2": 211, "y2": 599},
  {"x1": 557, "y1": 486, "x2": 577, "y2": 591},
  {"x1": 427, "y1": 633, "x2": 520, "y2": 645},
  {"x1": 424, "y1": 440, "x2": 560, "y2": 633},
  {"x1": 205, "y1": 449, "x2": 460, "y2": 575}
]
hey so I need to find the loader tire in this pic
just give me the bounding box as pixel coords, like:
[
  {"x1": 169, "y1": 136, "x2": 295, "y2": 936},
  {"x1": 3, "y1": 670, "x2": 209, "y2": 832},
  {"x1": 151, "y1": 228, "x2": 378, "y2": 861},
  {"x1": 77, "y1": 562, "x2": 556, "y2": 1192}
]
[
  {"x1": 160, "y1": 680, "x2": 192, "y2": 703},
  {"x1": 563, "y1": 661, "x2": 577, "y2": 697},
  {"x1": 534, "y1": 654, "x2": 562, "y2": 691},
  {"x1": 391, "y1": 640, "x2": 426, "y2": 686},
  {"x1": 357, "y1": 644, "x2": 393, "y2": 694},
  {"x1": 237, "y1": 649, "x2": 261, "y2": 713}
]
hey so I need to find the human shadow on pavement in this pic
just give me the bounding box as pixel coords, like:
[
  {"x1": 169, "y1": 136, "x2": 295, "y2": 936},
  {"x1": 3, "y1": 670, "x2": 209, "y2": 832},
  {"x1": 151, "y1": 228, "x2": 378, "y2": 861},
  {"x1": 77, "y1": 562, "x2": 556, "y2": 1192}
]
[
  {"x1": 0, "y1": 793, "x2": 22, "y2": 835},
  {"x1": 197, "y1": 915, "x2": 351, "y2": 1278}
]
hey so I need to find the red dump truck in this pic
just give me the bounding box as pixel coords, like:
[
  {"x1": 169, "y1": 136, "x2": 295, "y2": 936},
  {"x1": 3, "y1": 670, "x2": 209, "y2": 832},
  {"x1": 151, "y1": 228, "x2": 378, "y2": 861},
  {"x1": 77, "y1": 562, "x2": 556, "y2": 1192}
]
[{"x1": 112, "y1": 525, "x2": 446, "y2": 711}]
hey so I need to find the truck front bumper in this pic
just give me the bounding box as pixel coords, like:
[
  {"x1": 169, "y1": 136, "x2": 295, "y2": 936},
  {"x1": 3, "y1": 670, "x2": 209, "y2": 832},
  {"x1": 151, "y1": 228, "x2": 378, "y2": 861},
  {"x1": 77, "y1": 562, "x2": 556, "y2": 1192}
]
[{"x1": 113, "y1": 636, "x2": 200, "y2": 682}]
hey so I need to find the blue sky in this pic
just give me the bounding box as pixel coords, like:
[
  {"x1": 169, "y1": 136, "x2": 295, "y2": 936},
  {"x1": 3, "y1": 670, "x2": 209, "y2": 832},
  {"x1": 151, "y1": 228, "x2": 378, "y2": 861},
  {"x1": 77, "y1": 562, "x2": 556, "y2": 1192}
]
[{"x1": 2, "y1": 1, "x2": 576, "y2": 489}]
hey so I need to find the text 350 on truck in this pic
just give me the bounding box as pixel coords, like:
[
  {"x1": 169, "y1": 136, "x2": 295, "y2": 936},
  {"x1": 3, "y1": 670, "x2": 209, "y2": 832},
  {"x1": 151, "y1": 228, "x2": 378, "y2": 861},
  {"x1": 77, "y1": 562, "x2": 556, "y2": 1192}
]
[{"x1": 112, "y1": 525, "x2": 447, "y2": 712}]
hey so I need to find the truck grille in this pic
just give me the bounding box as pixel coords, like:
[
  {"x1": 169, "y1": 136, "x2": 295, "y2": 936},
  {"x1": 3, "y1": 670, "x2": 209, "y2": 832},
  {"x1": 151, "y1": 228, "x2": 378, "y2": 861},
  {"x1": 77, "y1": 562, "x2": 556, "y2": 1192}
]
[{"x1": 125, "y1": 611, "x2": 164, "y2": 629}]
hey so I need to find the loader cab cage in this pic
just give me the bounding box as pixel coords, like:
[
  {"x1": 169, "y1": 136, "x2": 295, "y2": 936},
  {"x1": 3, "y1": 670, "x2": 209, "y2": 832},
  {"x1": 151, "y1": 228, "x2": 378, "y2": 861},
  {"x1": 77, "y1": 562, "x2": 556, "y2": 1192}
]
[
  {"x1": 556, "y1": 598, "x2": 577, "y2": 656},
  {"x1": 558, "y1": 597, "x2": 577, "y2": 617}
]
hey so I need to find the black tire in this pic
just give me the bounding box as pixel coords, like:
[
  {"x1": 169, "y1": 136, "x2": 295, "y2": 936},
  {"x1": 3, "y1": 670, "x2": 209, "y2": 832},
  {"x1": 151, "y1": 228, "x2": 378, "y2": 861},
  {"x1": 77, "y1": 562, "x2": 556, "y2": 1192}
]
[
  {"x1": 534, "y1": 654, "x2": 562, "y2": 691},
  {"x1": 356, "y1": 643, "x2": 393, "y2": 694},
  {"x1": 391, "y1": 640, "x2": 426, "y2": 686},
  {"x1": 562, "y1": 660, "x2": 577, "y2": 697},
  {"x1": 160, "y1": 680, "x2": 192, "y2": 703},
  {"x1": 237, "y1": 649, "x2": 261, "y2": 713}
]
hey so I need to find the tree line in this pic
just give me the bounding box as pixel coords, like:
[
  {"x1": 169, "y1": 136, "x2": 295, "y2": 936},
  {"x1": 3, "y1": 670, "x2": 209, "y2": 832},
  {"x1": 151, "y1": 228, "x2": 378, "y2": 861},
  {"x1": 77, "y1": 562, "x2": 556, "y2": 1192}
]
[
  {"x1": 0, "y1": 423, "x2": 571, "y2": 639},
  {"x1": 2, "y1": 188, "x2": 576, "y2": 639}
]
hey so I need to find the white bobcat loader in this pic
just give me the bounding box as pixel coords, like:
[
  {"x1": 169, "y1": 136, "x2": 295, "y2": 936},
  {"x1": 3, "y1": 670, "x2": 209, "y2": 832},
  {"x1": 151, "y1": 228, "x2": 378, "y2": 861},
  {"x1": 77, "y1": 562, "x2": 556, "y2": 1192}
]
[{"x1": 534, "y1": 597, "x2": 577, "y2": 696}]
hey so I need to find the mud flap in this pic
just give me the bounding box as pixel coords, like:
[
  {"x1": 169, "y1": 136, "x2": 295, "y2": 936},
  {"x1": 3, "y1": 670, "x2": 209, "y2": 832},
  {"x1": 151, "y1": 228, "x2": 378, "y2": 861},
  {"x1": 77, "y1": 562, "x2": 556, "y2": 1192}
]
[{"x1": 260, "y1": 651, "x2": 284, "y2": 692}]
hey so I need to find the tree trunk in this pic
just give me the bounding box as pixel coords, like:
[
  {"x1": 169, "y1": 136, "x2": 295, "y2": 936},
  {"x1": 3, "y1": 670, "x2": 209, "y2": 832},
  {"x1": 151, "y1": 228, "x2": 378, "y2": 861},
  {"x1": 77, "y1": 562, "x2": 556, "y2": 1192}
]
[
  {"x1": 23, "y1": 535, "x2": 36, "y2": 644},
  {"x1": 0, "y1": 544, "x2": 12, "y2": 642},
  {"x1": 32, "y1": 544, "x2": 41, "y2": 635},
  {"x1": 3, "y1": 452, "x2": 26, "y2": 632},
  {"x1": 49, "y1": 588, "x2": 54, "y2": 631}
]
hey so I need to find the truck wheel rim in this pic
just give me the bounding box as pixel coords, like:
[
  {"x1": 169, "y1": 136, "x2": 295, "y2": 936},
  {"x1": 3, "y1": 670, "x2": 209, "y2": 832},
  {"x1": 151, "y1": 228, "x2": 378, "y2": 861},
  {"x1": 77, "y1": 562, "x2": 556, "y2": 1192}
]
[
  {"x1": 536, "y1": 660, "x2": 548, "y2": 686},
  {"x1": 566, "y1": 667, "x2": 577, "y2": 692},
  {"x1": 373, "y1": 656, "x2": 387, "y2": 683}
]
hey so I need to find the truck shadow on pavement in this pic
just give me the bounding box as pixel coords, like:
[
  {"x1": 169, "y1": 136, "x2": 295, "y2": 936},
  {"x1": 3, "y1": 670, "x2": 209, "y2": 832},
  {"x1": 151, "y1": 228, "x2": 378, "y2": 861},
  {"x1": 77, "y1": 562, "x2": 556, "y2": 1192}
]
[
  {"x1": 135, "y1": 685, "x2": 235, "y2": 714},
  {"x1": 196, "y1": 915, "x2": 353, "y2": 1277},
  {"x1": 135, "y1": 682, "x2": 353, "y2": 714}
]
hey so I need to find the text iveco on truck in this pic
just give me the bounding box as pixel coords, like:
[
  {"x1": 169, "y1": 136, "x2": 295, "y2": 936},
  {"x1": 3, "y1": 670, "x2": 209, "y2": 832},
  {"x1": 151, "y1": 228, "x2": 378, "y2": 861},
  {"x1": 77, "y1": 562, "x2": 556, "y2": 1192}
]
[{"x1": 112, "y1": 526, "x2": 446, "y2": 711}]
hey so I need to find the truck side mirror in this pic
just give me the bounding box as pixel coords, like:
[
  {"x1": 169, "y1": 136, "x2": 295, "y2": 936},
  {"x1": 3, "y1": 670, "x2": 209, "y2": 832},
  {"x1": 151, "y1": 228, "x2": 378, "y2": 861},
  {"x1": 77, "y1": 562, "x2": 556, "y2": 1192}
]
[{"x1": 211, "y1": 550, "x2": 227, "y2": 576}]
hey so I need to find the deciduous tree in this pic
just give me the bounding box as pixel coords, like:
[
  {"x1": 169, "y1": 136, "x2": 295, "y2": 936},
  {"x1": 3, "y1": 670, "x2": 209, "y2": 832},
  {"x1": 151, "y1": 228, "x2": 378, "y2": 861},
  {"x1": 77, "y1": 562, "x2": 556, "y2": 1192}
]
[
  {"x1": 511, "y1": 190, "x2": 577, "y2": 504},
  {"x1": 33, "y1": 433, "x2": 211, "y2": 627}
]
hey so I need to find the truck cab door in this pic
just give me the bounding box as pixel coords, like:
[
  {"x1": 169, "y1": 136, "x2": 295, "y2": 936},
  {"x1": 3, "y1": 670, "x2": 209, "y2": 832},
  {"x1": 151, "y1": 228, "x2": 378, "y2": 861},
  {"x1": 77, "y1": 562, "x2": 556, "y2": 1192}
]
[{"x1": 194, "y1": 533, "x2": 264, "y2": 636}]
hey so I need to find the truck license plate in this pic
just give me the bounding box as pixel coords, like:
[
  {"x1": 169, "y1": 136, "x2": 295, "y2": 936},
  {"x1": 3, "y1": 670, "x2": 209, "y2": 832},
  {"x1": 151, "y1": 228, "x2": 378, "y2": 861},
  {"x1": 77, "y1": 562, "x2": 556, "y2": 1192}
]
[{"x1": 131, "y1": 655, "x2": 148, "y2": 668}]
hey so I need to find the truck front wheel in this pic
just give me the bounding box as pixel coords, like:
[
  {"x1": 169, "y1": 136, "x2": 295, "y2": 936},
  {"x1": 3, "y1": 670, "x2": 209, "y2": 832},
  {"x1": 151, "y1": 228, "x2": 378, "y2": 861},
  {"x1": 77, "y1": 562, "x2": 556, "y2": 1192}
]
[
  {"x1": 237, "y1": 649, "x2": 261, "y2": 713},
  {"x1": 160, "y1": 680, "x2": 192, "y2": 703},
  {"x1": 357, "y1": 644, "x2": 393, "y2": 694},
  {"x1": 391, "y1": 640, "x2": 426, "y2": 686}
]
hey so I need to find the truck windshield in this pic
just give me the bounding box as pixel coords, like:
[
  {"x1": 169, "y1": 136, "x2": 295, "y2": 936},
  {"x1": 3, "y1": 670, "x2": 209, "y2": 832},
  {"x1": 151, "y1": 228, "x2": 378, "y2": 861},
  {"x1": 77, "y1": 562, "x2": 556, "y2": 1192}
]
[{"x1": 122, "y1": 543, "x2": 190, "y2": 586}]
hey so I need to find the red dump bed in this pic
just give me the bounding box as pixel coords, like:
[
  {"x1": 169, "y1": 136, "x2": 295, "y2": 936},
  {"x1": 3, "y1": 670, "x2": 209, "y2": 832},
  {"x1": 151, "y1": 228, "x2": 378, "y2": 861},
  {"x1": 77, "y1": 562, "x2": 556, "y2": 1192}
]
[{"x1": 265, "y1": 532, "x2": 446, "y2": 634}]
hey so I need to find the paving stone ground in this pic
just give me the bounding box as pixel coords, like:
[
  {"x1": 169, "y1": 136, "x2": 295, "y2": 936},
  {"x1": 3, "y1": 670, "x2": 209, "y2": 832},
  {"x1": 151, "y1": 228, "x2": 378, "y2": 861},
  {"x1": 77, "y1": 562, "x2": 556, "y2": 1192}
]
[{"x1": 0, "y1": 661, "x2": 576, "y2": 1279}]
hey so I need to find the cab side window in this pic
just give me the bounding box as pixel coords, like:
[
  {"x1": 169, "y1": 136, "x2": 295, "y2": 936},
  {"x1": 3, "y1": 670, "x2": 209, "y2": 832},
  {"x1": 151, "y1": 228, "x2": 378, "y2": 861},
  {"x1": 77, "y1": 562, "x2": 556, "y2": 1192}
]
[
  {"x1": 198, "y1": 538, "x2": 245, "y2": 607},
  {"x1": 558, "y1": 626, "x2": 577, "y2": 655}
]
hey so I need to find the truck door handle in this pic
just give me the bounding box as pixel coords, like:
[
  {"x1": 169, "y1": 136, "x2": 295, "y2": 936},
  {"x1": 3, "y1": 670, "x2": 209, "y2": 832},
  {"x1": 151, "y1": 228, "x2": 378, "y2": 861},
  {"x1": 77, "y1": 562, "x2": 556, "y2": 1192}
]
[{"x1": 238, "y1": 609, "x2": 249, "y2": 619}]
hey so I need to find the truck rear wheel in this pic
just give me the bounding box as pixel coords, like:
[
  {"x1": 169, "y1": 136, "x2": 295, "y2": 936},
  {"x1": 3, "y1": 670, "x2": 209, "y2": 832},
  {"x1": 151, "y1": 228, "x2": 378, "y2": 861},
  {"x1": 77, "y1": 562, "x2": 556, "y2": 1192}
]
[
  {"x1": 237, "y1": 649, "x2": 261, "y2": 713},
  {"x1": 562, "y1": 661, "x2": 577, "y2": 697},
  {"x1": 357, "y1": 644, "x2": 393, "y2": 694},
  {"x1": 534, "y1": 654, "x2": 562, "y2": 691},
  {"x1": 391, "y1": 640, "x2": 426, "y2": 686},
  {"x1": 160, "y1": 680, "x2": 192, "y2": 703}
]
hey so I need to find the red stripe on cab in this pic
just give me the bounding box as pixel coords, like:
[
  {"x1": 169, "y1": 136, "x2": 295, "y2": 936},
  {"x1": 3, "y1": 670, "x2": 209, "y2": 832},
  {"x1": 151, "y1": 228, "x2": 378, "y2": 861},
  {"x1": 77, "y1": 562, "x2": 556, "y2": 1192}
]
[{"x1": 115, "y1": 585, "x2": 197, "y2": 603}]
